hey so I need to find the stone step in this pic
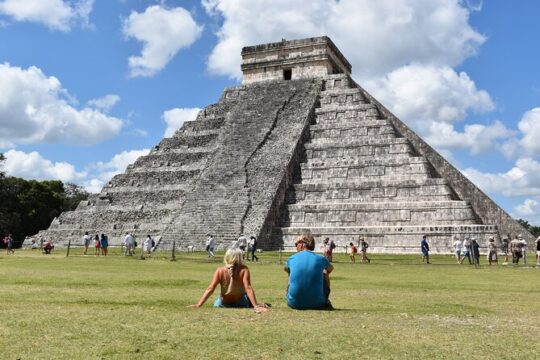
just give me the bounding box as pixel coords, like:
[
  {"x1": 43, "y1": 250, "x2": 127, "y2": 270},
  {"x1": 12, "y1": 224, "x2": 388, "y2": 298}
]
[
  {"x1": 310, "y1": 123, "x2": 395, "y2": 139},
  {"x1": 158, "y1": 133, "x2": 219, "y2": 149},
  {"x1": 315, "y1": 103, "x2": 379, "y2": 115},
  {"x1": 302, "y1": 155, "x2": 426, "y2": 169},
  {"x1": 309, "y1": 119, "x2": 391, "y2": 131},
  {"x1": 272, "y1": 224, "x2": 499, "y2": 253},
  {"x1": 109, "y1": 169, "x2": 200, "y2": 187},
  {"x1": 304, "y1": 138, "x2": 413, "y2": 159},
  {"x1": 289, "y1": 179, "x2": 454, "y2": 203},
  {"x1": 134, "y1": 150, "x2": 213, "y2": 168},
  {"x1": 319, "y1": 90, "x2": 367, "y2": 106},
  {"x1": 92, "y1": 190, "x2": 185, "y2": 207},
  {"x1": 100, "y1": 184, "x2": 191, "y2": 194},
  {"x1": 323, "y1": 75, "x2": 352, "y2": 90},
  {"x1": 184, "y1": 116, "x2": 225, "y2": 132},
  {"x1": 299, "y1": 157, "x2": 430, "y2": 182},
  {"x1": 281, "y1": 201, "x2": 477, "y2": 227}
]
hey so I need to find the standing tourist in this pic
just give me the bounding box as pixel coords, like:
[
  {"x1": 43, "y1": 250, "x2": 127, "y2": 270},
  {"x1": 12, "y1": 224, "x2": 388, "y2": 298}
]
[
  {"x1": 5, "y1": 234, "x2": 15, "y2": 254},
  {"x1": 471, "y1": 238, "x2": 480, "y2": 265},
  {"x1": 144, "y1": 235, "x2": 153, "y2": 254},
  {"x1": 249, "y1": 236, "x2": 258, "y2": 262},
  {"x1": 359, "y1": 237, "x2": 370, "y2": 263},
  {"x1": 206, "y1": 234, "x2": 215, "y2": 258},
  {"x1": 83, "y1": 231, "x2": 90, "y2": 255},
  {"x1": 519, "y1": 234, "x2": 528, "y2": 265},
  {"x1": 322, "y1": 237, "x2": 334, "y2": 262},
  {"x1": 421, "y1": 235, "x2": 430, "y2": 264},
  {"x1": 501, "y1": 237, "x2": 509, "y2": 264},
  {"x1": 487, "y1": 236, "x2": 498, "y2": 265},
  {"x1": 100, "y1": 234, "x2": 108, "y2": 256},
  {"x1": 124, "y1": 232, "x2": 134, "y2": 256},
  {"x1": 285, "y1": 233, "x2": 333, "y2": 310},
  {"x1": 237, "y1": 234, "x2": 247, "y2": 254},
  {"x1": 510, "y1": 235, "x2": 522, "y2": 264},
  {"x1": 453, "y1": 235, "x2": 462, "y2": 264},
  {"x1": 535, "y1": 236, "x2": 540, "y2": 266},
  {"x1": 94, "y1": 234, "x2": 101, "y2": 256},
  {"x1": 349, "y1": 242, "x2": 357, "y2": 263},
  {"x1": 460, "y1": 236, "x2": 472, "y2": 265},
  {"x1": 189, "y1": 248, "x2": 268, "y2": 313}
]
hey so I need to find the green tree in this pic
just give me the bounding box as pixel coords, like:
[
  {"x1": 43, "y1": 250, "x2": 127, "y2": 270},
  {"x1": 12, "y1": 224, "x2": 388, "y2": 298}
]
[{"x1": 0, "y1": 169, "x2": 89, "y2": 247}]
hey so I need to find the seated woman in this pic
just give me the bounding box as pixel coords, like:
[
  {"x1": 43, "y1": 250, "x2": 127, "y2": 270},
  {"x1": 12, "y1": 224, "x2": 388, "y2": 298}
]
[{"x1": 189, "y1": 248, "x2": 268, "y2": 313}]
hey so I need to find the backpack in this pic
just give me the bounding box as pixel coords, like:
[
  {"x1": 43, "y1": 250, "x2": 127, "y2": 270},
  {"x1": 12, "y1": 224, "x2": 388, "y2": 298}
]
[
  {"x1": 152, "y1": 240, "x2": 156, "y2": 247},
  {"x1": 330, "y1": 241, "x2": 336, "y2": 250}
]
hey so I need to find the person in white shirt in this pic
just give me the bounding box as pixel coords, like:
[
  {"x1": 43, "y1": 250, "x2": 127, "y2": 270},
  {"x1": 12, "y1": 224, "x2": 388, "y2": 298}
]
[
  {"x1": 237, "y1": 235, "x2": 247, "y2": 251},
  {"x1": 206, "y1": 234, "x2": 215, "y2": 257},
  {"x1": 82, "y1": 231, "x2": 90, "y2": 255},
  {"x1": 460, "y1": 236, "x2": 471, "y2": 264},
  {"x1": 452, "y1": 235, "x2": 462, "y2": 263},
  {"x1": 124, "y1": 232, "x2": 134, "y2": 256},
  {"x1": 519, "y1": 234, "x2": 527, "y2": 265},
  {"x1": 487, "y1": 236, "x2": 498, "y2": 265},
  {"x1": 144, "y1": 235, "x2": 153, "y2": 254}
]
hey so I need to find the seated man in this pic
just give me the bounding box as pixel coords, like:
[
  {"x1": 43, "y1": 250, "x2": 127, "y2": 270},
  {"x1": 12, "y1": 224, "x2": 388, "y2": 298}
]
[
  {"x1": 284, "y1": 233, "x2": 334, "y2": 310},
  {"x1": 43, "y1": 240, "x2": 54, "y2": 254}
]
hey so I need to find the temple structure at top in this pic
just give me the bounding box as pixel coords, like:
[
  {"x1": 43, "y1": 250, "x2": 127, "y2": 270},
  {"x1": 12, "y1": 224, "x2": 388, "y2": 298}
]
[
  {"x1": 241, "y1": 37, "x2": 351, "y2": 84},
  {"x1": 27, "y1": 36, "x2": 532, "y2": 252}
]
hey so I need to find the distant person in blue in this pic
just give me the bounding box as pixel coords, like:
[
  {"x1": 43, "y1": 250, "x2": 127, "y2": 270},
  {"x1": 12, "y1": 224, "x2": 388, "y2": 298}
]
[
  {"x1": 284, "y1": 233, "x2": 334, "y2": 310},
  {"x1": 421, "y1": 234, "x2": 430, "y2": 264}
]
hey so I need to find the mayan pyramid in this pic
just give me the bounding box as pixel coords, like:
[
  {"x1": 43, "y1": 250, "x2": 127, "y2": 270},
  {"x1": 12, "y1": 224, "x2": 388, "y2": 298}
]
[{"x1": 28, "y1": 37, "x2": 532, "y2": 252}]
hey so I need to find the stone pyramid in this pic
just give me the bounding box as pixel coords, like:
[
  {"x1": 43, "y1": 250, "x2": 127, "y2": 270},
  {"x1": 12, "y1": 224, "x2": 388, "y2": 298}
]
[{"x1": 28, "y1": 37, "x2": 531, "y2": 252}]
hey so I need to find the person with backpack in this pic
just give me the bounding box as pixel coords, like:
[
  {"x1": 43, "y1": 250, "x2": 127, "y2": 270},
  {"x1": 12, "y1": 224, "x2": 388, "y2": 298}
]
[{"x1": 359, "y1": 237, "x2": 370, "y2": 263}]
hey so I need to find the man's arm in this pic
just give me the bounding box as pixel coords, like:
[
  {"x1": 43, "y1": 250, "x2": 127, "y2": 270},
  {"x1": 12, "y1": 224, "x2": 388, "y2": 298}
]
[{"x1": 324, "y1": 263, "x2": 334, "y2": 275}]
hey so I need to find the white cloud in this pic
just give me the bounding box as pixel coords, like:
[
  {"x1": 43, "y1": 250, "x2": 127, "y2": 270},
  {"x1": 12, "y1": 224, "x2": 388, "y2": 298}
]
[
  {"x1": 3, "y1": 149, "x2": 86, "y2": 183},
  {"x1": 363, "y1": 64, "x2": 503, "y2": 154},
  {"x1": 424, "y1": 120, "x2": 513, "y2": 154},
  {"x1": 0, "y1": 63, "x2": 123, "y2": 148},
  {"x1": 500, "y1": 108, "x2": 540, "y2": 159},
  {"x1": 463, "y1": 158, "x2": 540, "y2": 197},
  {"x1": 123, "y1": 5, "x2": 203, "y2": 77},
  {"x1": 203, "y1": 0, "x2": 485, "y2": 79},
  {"x1": 513, "y1": 198, "x2": 540, "y2": 225},
  {"x1": 1, "y1": 148, "x2": 151, "y2": 193},
  {"x1": 0, "y1": 0, "x2": 94, "y2": 31},
  {"x1": 162, "y1": 107, "x2": 200, "y2": 137},
  {"x1": 365, "y1": 65, "x2": 494, "y2": 126},
  {"x1": 85, "y1": 148, "x2": 150, "y2": 192},
  {"x1": 86, "y1": 94, "x2": 120, "y2": 113}
]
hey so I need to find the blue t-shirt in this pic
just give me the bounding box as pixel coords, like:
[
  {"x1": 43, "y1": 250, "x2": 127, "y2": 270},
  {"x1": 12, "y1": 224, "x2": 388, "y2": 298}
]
[{"x1": 285, "y1": 250, "x2": 330, "y2": 310}]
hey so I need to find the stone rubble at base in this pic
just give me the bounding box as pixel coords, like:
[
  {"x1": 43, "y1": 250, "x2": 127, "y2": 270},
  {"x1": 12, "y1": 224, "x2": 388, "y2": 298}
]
[{"x1": 25, "y1": 36, "x2": 532, "y2": 253}]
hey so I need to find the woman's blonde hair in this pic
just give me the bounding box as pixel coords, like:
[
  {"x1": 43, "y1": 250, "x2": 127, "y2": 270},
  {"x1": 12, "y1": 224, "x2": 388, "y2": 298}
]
[{"x1": 223, "y1": 248, "x2": 244, "y2": 295}]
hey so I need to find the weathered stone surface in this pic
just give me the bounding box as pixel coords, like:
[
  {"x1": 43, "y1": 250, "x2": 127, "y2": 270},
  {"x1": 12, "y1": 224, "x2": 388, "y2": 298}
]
[{"x1": 26, "y1": 36, "x2": 532, "y2": 253}]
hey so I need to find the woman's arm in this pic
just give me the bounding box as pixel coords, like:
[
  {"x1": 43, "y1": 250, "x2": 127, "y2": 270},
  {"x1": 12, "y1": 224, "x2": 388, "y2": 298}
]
[
  {"x1": 241, "y1": 268, "x2": 268, "y2": 313},
  {"x1": 241, "y1": 267, "x2": 258, "y2": 307},
  {"x1": 190, "y1": 268, "x2": 221, "y2": 307}
]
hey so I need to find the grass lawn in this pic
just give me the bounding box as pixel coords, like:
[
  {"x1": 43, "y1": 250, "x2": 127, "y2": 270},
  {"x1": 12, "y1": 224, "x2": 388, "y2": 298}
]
[{"x1": 0, "y1": 248, "x2": 539, "y2": 359}]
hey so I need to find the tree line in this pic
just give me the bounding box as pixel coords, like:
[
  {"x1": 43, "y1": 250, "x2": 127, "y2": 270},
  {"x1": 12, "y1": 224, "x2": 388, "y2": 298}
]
[{"x1": 0, "y1": 153, "x2": 89, "y2": 247}]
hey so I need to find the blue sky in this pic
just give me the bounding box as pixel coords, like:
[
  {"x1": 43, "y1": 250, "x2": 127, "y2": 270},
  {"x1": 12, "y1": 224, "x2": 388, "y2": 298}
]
[{"x1": 1, "y1": 1, "x2": 540, "y2": 224}]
